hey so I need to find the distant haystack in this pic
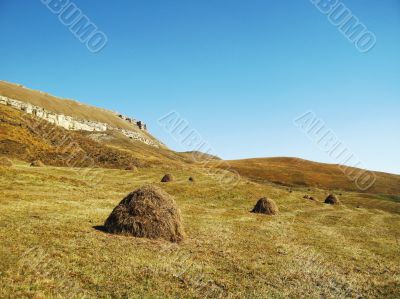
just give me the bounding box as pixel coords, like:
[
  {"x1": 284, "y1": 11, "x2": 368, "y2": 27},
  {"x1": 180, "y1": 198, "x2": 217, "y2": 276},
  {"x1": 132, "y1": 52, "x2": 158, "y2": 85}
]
[
  {"x1": 125, "y1": 165, "x2": 138, "y2": 172},
  {"x1": 0, "y1": 157, "x2": 12, "y2": 167},
  {"x1": 188, "y1": 177, "x2": 195, "y2": 182},
  {"x1": 251, "y1": 197, "x2": 278, "y2": 215},
  {"x1": 104, "y1": 185, "x2": 185, "y2": 243},
  {"x1": 303, "y1": 195, "x2": 316, "y2": 201},
  {"x1": 161, "y1": 174, "x2": 174, "y2": 183},
  {"x1": 325, "y1": 194, "x2": 339, "y2": 205},
  {"x1": 30, "y1": 160, "x2": 44, "y2": 167}
]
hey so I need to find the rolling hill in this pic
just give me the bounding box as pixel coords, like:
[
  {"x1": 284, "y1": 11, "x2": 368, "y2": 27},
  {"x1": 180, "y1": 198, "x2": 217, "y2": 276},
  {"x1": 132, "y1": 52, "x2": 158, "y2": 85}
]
[
  {"x1": 221, "y1": 157, "x2": 400, "y2": 196},
  {"x1": 1, "y1": 80, "x2": 399, "y2": 196}
]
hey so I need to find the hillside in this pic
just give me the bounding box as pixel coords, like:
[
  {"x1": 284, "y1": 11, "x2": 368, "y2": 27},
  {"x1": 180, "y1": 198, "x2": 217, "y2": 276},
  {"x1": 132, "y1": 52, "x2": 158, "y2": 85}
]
[
  {"x1": 221, "y1": 157, "x2": 400, "y2": 196},
  {"x1": 1, "y1": 81, "x2": 399, "y2": 196},
  {"x1": 180, "y1": 151, "x2": 221, "y2": 162},
  {"x1": 0, "y1": 80, "x2": 145, "y2": 130},
  {"x1": 0, "y1": 104, "x2": 187, "y2": 168},
  {"x1": 0, "y1": 81, "x2": 140, "y2": 129}
]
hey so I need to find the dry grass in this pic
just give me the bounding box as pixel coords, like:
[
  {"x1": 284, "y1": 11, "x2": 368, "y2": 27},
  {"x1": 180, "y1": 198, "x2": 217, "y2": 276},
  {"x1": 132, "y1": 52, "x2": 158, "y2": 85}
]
[
  {"x1": 0, "y1": 104, "x2": 191, "y2": 169},
  {"x1": 218, "y1": 157, "x2": 400, "y2": 195},
  {"x1": 0, "y1": 80, "x2": 138, "y2": 131},
  {"x1": 0, "y1": 157, "x2": 12, "y2": 167},
  {"x1": 0, "y1": 160, "x2": 399, "y2": 298}
]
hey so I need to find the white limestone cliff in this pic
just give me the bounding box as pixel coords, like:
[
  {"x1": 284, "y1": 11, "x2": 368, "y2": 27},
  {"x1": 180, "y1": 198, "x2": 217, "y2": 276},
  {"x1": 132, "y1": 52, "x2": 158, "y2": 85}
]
[{"x1": 0, "y1": 95, "x2": 160, "y2": 148}]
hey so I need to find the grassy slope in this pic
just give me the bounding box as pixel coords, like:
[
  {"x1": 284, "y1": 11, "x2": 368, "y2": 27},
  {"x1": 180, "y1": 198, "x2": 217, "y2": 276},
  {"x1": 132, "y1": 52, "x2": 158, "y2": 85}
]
[
  {"x1": 180, "y1": 151, "x2": 222, "y2": 161},
  {"x1": 0, "y1": 81, "x2": 136, "y2": 130},
  {"x1": 0, "y1": 161, "x2": 399, "y2": 298},
  {"x1": 221, "y1": 157, "x2": 400, "y2": 196},
  {"x1": 0, "y1": 80, "x2": 162, "y2": 146},
  {"x1": 0, "y1": 104, "x2": 186, "y2": 168}
]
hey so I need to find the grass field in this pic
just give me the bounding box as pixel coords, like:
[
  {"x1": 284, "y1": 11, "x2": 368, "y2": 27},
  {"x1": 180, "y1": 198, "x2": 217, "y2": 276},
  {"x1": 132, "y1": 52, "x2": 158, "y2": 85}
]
[{"x1": 1, "y1": 160, "x2": 399, "y2": 298}]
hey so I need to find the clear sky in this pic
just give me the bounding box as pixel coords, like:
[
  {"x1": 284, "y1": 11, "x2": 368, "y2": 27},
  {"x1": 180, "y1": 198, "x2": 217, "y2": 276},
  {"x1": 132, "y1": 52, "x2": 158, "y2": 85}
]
[{"x1": 0, "y1": 0, "x2": 399, "y2": 174}]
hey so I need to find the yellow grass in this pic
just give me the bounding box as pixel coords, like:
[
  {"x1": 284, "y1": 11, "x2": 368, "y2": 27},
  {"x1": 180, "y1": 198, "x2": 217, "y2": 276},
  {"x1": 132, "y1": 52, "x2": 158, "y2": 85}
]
[
  {"x1": 220, "y1": 157, "x2": 400, "y2": 196},
  {"x1": 0, "y1": 160, "x2": 399, "y2": 298}
]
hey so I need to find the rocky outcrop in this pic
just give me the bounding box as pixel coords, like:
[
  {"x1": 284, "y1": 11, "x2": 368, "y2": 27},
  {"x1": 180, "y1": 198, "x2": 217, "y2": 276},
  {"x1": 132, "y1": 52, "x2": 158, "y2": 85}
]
[
  {"x1": 116, "y1": 114, "x2": 147, "y2": 131},
  {"x1": 0, "y1": 95, "x2": 160, "y2": 148},
  {"x1": 120, "y1": 129, "x2": 160, "y2": 147},
  {"x1": 0, "y1": 96, "x2": 108, "y2": 132}
]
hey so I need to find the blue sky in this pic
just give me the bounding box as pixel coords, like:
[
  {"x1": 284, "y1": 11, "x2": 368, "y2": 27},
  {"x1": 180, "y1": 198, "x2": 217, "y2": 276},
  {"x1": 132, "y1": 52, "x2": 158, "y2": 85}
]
[{"x1": 0, "y1": 0, "x2": 399, "y2": 174}]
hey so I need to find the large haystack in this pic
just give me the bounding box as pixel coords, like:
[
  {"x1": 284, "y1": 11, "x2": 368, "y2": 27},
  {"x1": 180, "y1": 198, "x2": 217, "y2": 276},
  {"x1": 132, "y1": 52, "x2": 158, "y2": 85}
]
[
  {"x1": 325, "y1": 194, "x2": 339, "y2": 205},
  {"x1": 251, "y1": 197, "x2": 278, "y2": 215},
  {"x1": 161, "y1": 174, "x2": 174, "y2": 183},
  {"x1": 30, "y1": 160, "x2": 44, "y2": 167},
  {"x1": 104, "y1": 185, "x2": 185, "y2": 242},
  {"x1": 0, "y1": 157, "x2": 12, "y2": 167}
]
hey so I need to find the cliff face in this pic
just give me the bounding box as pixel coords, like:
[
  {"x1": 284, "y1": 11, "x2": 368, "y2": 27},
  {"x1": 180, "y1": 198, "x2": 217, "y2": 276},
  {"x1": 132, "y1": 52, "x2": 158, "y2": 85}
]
[
  {"x1": 0, "y1": 96, "x2": 108, "y2": 132},
  {"x1": 0, "y1": 95, "x2": 161, "y2": 148}
]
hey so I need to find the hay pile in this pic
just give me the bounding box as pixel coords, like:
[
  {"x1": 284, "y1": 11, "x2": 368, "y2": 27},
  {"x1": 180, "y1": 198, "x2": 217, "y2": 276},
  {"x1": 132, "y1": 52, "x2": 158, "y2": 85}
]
[
  {"x1": 251, "y1": 197, "x2": 278, "y2": 215},
  {"x1": 188, "y1": 177, "x2": 195, "y2": 182},
  {"x1": 125, "y1": 165, "x2": 138, "y2": 171},
  {"x1": 30, "y1": 160, "x2": 44, "y2": 167},
  {"x1": 325, "y1": 194, "x2": 339, "y2": 205},
  {"x1": 161, "y1": 174, "x2": 174, "y2": 183},
  {"x1": 104, "y1": 185, "x2": 185, "y2": 243},
  {"x1": 0, "y1": 157, "x2": 12, "y2": 167}
]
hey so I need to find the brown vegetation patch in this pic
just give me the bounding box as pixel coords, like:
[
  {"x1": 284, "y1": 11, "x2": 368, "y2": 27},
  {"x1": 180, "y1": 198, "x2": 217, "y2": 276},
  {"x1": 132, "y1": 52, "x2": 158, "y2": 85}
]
[{"x1": 104, "y1": 185, "x2": 185, "y2": 243}]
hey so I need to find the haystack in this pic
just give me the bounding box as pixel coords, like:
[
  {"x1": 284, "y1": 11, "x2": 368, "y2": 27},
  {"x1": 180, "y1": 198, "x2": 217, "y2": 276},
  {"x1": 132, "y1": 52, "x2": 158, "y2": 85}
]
[
  {"x1": 251, "y1": 197, "x2": 278, "y2": 215},
  {"x1": 325, "y1": 194, "x2": 339, "y2": 205},
  {"x1": 161, "y1": 174, "x2": 174, "y2": 183},
  {"x1": 125, "y1": 165, "x2": 138, "y2": 171},
  {"x1": 0, "y1": 157, "x2": 12, "y2": 167},
  {"x1": 188, "y1": 177, "x2": 195, "y2": 182},
  {"x1": 104, "y1": 185, "x2": 185, "y2": 242},
  {"x1": 30, "y1": 160, "x2": 44, "y2": 167}
]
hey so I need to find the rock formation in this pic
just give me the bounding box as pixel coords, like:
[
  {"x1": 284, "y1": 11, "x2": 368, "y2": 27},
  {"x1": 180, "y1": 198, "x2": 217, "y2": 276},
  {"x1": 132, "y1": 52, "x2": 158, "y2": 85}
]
[{"x1": 0, "y1": 95, "x2": 160, "y2": 148}]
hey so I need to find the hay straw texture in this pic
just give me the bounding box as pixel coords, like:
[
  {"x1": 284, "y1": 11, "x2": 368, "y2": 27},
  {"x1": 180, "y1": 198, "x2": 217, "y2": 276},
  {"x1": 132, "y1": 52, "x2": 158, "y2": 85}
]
[{"x1": 104, "y1": 185, "x2": 185, "y2": 243}]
